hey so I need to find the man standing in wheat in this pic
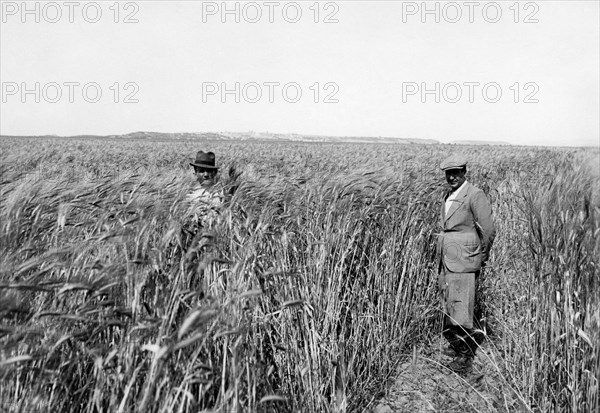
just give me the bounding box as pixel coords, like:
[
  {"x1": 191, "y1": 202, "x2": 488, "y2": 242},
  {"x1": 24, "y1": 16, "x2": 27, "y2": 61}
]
[
  {"x1": 437, "y1": 154, "x2": 496, "y2": 373},
  {"x1": 186, "y1": 150, "x2": 223, "y2": 228},
  {"x1": 180, "y1": 150, "x2": 226, "y2": 285}
]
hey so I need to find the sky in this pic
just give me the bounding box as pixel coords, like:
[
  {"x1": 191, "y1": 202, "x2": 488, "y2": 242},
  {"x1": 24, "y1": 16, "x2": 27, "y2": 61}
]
[{"x1": 1, "y1": 0, "x2": 599, "y2": 147}]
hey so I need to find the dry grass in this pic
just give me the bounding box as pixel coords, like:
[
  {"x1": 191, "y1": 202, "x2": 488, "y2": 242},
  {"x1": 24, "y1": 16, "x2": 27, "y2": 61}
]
[{"x1": 0, "y1": 137, "x2": 598, "y2": 412}]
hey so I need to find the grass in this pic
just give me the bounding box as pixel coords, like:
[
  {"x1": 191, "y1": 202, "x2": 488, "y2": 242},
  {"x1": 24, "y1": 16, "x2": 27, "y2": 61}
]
[{"x1": 0, "y1": 137, "x2": 598, "y2": 412}]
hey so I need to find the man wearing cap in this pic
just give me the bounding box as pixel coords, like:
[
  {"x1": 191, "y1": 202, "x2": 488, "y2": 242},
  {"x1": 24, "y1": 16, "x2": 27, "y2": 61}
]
[
  {"x1": 186, "y1": 150, "x2": 223, "y2": 228},
  {"x1": 437, "y1": 154, "x2": 496, "y2": 373}
]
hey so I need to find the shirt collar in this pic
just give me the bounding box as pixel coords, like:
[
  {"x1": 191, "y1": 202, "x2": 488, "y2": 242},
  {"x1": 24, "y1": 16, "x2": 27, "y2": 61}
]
[
  {"x1": 455, "y1": 180, "x2": 468, "y2": 194},
  {"x1": 448, "y1": 180, "x2": 468, "y2": 197}
]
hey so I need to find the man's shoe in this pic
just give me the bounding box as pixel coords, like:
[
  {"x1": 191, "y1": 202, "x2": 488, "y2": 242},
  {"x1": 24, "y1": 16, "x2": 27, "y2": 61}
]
[
  {"x1": 442, "y1": 346, "x2": 458, "y2": 357},
  {"x1": 447, "y1": 356, "x2": 473, "y2": 373}
]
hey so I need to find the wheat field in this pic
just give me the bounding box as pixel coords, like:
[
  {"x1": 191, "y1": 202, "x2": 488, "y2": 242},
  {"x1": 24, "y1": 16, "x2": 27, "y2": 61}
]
[{"x1": 0, "y1": 137, "x2": 598, "y2": 412}]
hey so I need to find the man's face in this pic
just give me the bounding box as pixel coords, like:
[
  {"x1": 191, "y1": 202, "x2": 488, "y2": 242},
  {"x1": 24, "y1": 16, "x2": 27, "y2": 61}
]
[
  {"x1": 445, "y1": 168, "x2": 466, "y2": 191},
  {"x1": 194, "y1": 167, "x2": 217, "y2": 187}
]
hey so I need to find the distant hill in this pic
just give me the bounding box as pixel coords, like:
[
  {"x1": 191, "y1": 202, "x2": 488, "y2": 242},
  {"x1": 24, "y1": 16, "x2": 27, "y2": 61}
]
[
  {"x1": 2, "y1": 131, "x2": 440, "y2": 145},
  {"x1": 118, "y1": 131, "x2": 441, "y2": 145},
  {"x1": 449, "y1": 140, "x2": 511, "y2": 146},
  {"x1": 2, "y1": 133, "x2": 516, "y2": 146},
  {"x1": 118, "y1": 131, "x2": 227, "y2": 141},
  {"x1": 218, "y1": 131, "x2": 439, "y2": 144}
]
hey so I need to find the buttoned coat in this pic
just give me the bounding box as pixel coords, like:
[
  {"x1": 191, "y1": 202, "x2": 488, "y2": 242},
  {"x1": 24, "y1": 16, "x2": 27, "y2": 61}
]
[{"x1": 437, "y1": 182, "x2": 496, "y2": 273}]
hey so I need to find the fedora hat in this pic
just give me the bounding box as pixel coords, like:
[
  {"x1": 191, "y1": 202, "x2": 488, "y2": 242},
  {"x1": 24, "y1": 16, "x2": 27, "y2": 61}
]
[{"x1": 190, "y1": 151, "x2": 218, "y2": 170}]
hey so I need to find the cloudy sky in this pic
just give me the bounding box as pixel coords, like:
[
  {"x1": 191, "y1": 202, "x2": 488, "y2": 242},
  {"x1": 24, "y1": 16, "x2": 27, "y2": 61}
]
[{"x1": 1, "y1": 1, "x2": 598, "y2": 146}]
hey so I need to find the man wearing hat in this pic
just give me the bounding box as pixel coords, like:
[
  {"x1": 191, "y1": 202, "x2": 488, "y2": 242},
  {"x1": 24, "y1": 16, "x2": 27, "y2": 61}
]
[
  {"x1": 186, "y1": 151, "x2": 223, "y2": 227},
  {"x1": 437, "y1": 154, "x2": 496, "y2": 373},
  {"x1": 190, "y1": 150, "x2": 219, "y2": 189}
]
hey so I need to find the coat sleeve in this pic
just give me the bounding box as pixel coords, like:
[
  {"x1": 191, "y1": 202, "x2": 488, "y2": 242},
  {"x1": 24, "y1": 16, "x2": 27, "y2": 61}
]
[{"x1": 470, "y1": 189, "x2": 496, "y2": 264}]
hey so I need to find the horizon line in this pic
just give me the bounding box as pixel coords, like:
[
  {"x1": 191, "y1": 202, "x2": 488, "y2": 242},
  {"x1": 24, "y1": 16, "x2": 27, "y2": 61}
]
[{"x1": 0, "y1": 131, "x2": 598, "y2": 149}]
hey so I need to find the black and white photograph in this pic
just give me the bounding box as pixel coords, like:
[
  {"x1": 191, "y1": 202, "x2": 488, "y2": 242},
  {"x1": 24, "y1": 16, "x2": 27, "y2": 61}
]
[{"x1": 1, "y1": 1, "x2": 598, "y2": 412}]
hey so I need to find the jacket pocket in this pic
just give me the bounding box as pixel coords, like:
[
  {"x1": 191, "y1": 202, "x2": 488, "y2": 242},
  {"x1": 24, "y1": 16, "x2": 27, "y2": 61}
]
[{"x1": 442, "y1": 240, "x2": 482, "y2": 273}]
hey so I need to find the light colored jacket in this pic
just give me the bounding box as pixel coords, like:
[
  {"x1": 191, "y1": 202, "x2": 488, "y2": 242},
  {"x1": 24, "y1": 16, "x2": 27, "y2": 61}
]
[
  {"x1": 185, "y1": 186, "x2": 223, "y2": 226},
  {"x1": 437, "y1": 182, "x2": 495, "y2": 273}
]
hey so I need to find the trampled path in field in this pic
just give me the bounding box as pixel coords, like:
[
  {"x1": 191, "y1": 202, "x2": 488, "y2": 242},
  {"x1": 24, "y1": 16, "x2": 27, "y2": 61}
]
[{"x1": 370, "y1": 338, "x2": 528, "y2": 413}]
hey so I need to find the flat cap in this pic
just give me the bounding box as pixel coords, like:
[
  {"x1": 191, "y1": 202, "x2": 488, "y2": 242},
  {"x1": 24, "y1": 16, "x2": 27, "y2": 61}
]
[{"x1": 440, "y1": 154, "x2": 467, "y2": 171}]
